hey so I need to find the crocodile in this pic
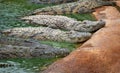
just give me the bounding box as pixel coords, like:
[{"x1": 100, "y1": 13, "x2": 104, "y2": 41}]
[
  {"x1": 22, "y1": 15, "x2": 105, "y2": 32},
  {"x1": 0, "y1": 34, "x2": 70, "y2": 59},
  {"x1": 31, "y1": 0, "x2": 116, "y2": 15},
  {"x1": 1, "y1": 27, "x2": 91, "y2": 43},
  {"x1": 30, "y1": 0, "x2": 78, "y2": 4}
]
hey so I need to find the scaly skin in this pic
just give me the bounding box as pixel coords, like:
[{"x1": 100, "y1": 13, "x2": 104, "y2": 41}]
[
  {"x1": 31, "y1": 0, "x2": 116, "y2": 15},
  {"x1": 30, "y1": 0, "x2": 78, "y2": 4},
  {"x1": 22, "y1": 15, "x2": 105, "y2": 32},
  {"x1": 0, "y1": 33, "x2": 70, "y2": 59},
  {"x1": 1, "y1": 27, "x2": 91, "y2": 43},
  {"x1": 0, "y1": 33, "x2": 40, "y2": 48}
]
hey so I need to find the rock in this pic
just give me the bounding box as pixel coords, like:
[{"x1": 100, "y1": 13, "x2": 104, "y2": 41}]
[
  {"x1": 2, "y1": 27, "x2": 91, "y2": 43},
  {"x1": 93, "y1": 6, "x2": 120, "y2": 21},
  {"x1": 116, "y1": 1, "x2": 120, "y2": 7},
  {"x1": 22, "y1": 15, "x2": 105, "y2": 32}
]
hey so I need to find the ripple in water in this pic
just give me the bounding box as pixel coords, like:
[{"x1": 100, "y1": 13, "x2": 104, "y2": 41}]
[{"x1": 0, "y1": 61, "x2": 34, "y2": 73}]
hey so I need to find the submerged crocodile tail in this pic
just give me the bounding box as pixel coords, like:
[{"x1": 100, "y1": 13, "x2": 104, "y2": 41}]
[{"x1": 0, "y1": 63, "x2": 14, "y2": 68}]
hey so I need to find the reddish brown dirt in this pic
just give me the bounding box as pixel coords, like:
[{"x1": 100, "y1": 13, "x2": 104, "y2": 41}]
[
  {"x1": 42, "y1": 5, "x2": 120, "y2": 73},
  {"x1": 115, "y1": 1, "x2": 120, "y2": 7}
]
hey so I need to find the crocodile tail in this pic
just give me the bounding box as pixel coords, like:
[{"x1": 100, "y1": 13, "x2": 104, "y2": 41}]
[
  {"x1": 0, "y1": 63, "x2": 14, "y2": 68},
  {"x1": 31, "y1": 0, "x2": 78, "y2": 4},
  {"x1": 31, "y1": 1, "x2": 79, "y2": 15},
  {"x1": 31, "y1": 7, "x2": 59, "y2": 15}
]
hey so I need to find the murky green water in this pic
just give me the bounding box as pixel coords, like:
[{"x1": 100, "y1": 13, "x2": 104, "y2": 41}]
[
  {"x1": 0, "y1": 58, "x2": 59, "y2": 73},
  {"x1": 0, "y1": 61, "x2": 34, "y2": 73},
  {"x1": 0, "y1": 65, "x2": 34, "y2": 73}
]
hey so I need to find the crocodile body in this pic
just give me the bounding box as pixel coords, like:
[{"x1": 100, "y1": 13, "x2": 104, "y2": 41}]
[
  {"x1": 0, "y1": 34, "x2": 40, "y2": 48},
  {"x1": 2, "y1": 27, "x2": 91, "y2": 43},
  {"x1": 22, "y1": 15, "x2": 105, "y2": 32},
  {"x1": 31, "y1": 0, "x2": 116, "y2": 15},
  {"x1": 30, "y1": 0, "x2": 78, "y2": 4},
  {"x1": 0, "y1": 44, "x2": 69, "y2": 59},
  {"x1": 0, "y1": 34, "x2": 70, "y2": 59}
]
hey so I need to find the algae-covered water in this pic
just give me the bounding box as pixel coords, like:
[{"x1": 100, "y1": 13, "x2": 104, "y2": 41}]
[
  {"x1": 0, "y1": 61, "x2": 33, "y2": 73},
  {"x1": 0, "y1": 58, "x2": 59, "y2": 73}
]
